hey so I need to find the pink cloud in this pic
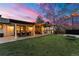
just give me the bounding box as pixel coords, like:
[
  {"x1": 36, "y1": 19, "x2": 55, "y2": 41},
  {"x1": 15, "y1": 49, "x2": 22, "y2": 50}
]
[
  {"x1": 13, "y1": 4, "x2": 40, "y2": 18},
  {"x1": 0, "y1": 3, "x2": 48, "y2": 23}
]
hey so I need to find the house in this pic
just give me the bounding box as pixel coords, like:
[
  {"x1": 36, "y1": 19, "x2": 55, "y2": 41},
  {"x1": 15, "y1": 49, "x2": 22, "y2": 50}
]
[
  {"x1": 35, "y1": 23, "x2": 45, "y2": 34},
  {"x1": 0, "y1": 15, "x2": 53, "y2": 38},
  {"x1": 35, "y1": 23, "x2": 54, "y2": 34},
  {"x1": 0, "y1": 15, "x2": 35, "y2": 38},
  {"x1": 63, "y1": 13, "x2": 79, "y2": 34}
]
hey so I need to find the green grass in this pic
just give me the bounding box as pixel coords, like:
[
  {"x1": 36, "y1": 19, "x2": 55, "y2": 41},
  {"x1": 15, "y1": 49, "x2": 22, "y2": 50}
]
[{"x1": 0, "y1": 34, "x2": 79, "y2": 56}]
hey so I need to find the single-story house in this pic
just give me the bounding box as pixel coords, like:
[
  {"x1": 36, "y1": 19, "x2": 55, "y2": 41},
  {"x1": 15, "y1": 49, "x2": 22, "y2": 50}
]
[
  {"x1": 0, "y1": 15, "x2": 35, "y2": 38},
  {"x1": 0, "y1": 15, "x2": 53, "y2": 38}
]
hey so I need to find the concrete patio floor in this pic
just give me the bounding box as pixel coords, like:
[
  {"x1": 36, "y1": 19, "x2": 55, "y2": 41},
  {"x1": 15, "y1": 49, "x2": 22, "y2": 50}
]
[{"x1": 0, "y1": 34, "x2": 49, "y2": 44}]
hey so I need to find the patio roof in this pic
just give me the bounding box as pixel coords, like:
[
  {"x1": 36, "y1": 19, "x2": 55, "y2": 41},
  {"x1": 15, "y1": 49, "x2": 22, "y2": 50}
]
[
  {"x1": 9, "y1": 19, "x2": 35, "y2": 24},
  {"x1": 71, "y1": 13, "x2": 79, "y2": 17},
  {"x1": 0, "y1": 16, "x2": 35, "y2": 24}
]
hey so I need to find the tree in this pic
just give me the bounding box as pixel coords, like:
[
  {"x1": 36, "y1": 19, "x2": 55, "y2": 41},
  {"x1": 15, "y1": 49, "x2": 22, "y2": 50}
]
[
  {"x1": 44, "y1": 22, "x2": 52, "y2": 27},
  {"x1": 39, "y1": 3, "x2": 79, "y2": 34},
  {"x1": 36, "y1": 16, "x2": 44, "y2": 24}
]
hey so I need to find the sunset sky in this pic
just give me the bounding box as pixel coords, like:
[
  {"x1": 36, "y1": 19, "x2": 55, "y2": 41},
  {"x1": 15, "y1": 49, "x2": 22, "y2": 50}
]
[
  {"x1": 0, "y1": 3, "x2": 44, "y2": 22},
  {"x1": 0, "y1": 3, "x2": 79, "y2": 24}
]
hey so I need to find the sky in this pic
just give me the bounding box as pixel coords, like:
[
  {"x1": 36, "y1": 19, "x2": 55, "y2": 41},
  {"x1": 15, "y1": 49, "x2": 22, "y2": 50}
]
[
  {"x1": 0, "y1": 3, "x2": 79, "y2": 24},
  {"x1": 0, "y1": 3, "x2": 44, "y2": 22}
]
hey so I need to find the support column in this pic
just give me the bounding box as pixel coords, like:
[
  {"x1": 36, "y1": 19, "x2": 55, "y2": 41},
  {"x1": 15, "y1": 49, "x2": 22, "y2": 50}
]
[
  {"x1": 48, "y1": 26, "x2": 50, "y2": 34},
  {"x1": 41, "y1": 25, "x2": 44, "y2": 35},
  {"x1": 33, "y1": 25, "x2": 35, "y2": 36},
  {"x1": 14, "y1": 24, "x2": 17, "y2": 39},
  {"x1": 3, "y1": 24, "x2": 7, "y2": 37}
]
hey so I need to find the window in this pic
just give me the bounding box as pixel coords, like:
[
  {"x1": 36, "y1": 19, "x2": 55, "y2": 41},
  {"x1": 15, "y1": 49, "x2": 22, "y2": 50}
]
[{"x1": 16, "y1": 26, "x2": 20, "y2": 33}]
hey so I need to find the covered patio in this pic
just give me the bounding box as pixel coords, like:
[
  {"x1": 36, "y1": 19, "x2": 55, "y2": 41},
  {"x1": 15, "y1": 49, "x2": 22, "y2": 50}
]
[
  {"x1": 0, "y1": 17, "x2": 36, "y2": 38},
  {"x1": 0, "y1": 33, "x2": 49, "y2": 44}
]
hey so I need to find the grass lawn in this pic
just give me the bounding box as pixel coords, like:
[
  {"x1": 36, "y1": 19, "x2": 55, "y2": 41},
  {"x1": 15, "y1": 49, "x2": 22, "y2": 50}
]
[{"x1": 0, "y1": 34, "x2": 79, "y2": 56}]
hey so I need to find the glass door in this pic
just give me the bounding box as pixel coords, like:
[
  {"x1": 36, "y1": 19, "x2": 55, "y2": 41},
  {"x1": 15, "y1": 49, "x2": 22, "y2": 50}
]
[{"x1": 16, "y1": 25, "x2": 26, "y2": 37}]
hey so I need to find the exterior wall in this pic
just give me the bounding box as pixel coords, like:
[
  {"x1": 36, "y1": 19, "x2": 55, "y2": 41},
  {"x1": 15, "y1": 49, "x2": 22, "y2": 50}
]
[
  {"x1": 0, "y1": 23, "x2": 4, "y2": 37},
  {"x1": 35, "y1": 25, "x2": 45, "y2": 34},
  {"x1": 0, "y1": 23, "x2": 54, "y2": 38},
  {"x1": 3, "y1": 24, "x2": 7, "y2": 36},
  {"x1": 31, "y1": 25, "x2": 35, "y2": 36},
  {"x1": 44, "y1": 27, "x2": 50, "y2": 34},
  {"x1": 16, "y1": 24, "x2": 27, "y2": 37},
  {"x1": 0, "y1": 24, "x2": 3, "y2": 33},
  {"x1": 0, "y1": 17, "x2": 35, "y2": 38},
  {"x1": 0, "y1": 23, "x2": 35, "y2": 37},
  {"x1": 44, "y1": 26, "x2": 54, "y2": 34},
  {"x1": 0, "y1": 22, "x2": 54, "y2": 38},
  {"x1": 35, "y1": 26, "x2": 41, "y2": 34},
  {"x1": 41, "y1": 25, "x2": 44, "y2": 34},
  {"x1": 64, "y1": 16, "x2": 79, "y2": 30},
  {"x1": 26, "y1": 24, "x2": 35, "y2": 36},
  {"x1": 14, "y1": 24, "x2": 35, "y2": 37},
  {"x1": 0, "y1": 23, "x2": 14, "y2": 37},
  {"x1": 2, "y1": 24, "x2": 14, "y2": 37},
  {"x1": 6, "y1": 25, "x2": 14, "y2": 36},
  {"x1": 35, "y1": 24, "x2": 54, "y2": 35}
]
